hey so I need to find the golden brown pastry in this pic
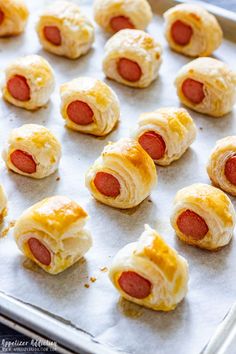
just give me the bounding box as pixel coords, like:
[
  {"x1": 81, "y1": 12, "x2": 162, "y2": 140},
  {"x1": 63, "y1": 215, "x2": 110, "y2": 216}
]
[
  {"x1": 2, "y1": 55, "x2": 55, "y2": 110},
  {"x1": 36, "y1": 1, "x2": 95, "y2": 59},
  {"x1": 133, "y1": 107, "x2": 197, "y2": 166},
  {"x1": 60, "y1": 77, "x2": 120, "y2": 136},
  {"x1": 103, "y1": 29, "x2": 162, "y2": 88},
  {"x1": 93, "y1": 0, "x2": 152, "y2": 33},
  {"x1": 14, "y1": 196, "x2": 92, "y2": 274},
  {"x1": 3, "y1": 124, "x2": 61, "y2": 179},
  {"x1": 175, "y1": 57, "x2": 236, "y2": 117},
  {"x1": 164, "y1": 3, "x2": 222, "y2": 57},
  {"x1": 85, "y1": 138, "x2": 157, "y2": 209},
  {"x1": 0, "y1": 0, "x2": 29, "y2": 37},
  {"x1": 207, "y1": 136, "x2": 236, "y2": 196},
  {"x1": 109, "y1": 224, "x2": 189, "y2": 311},
  {"x1": 170, "y1": 183, "x2": 236, "y2": 250},
  {"x1": 0, "y1": 185, "x2": 7, "y2": 223}
]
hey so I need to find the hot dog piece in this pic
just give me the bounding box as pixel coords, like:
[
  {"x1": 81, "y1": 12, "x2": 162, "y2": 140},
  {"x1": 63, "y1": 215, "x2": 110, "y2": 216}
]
[
  {"x1": 94, "y1": 172, "x2": 121, "y2": 198},
  {"x1": 110, "y1": 16, "x2": 134, "y2": 32},
  {"x1": 225, "y1": 156, "x2": 236, "y2": 186},
  {"x1": 118, "y1": 271, "x2": 152, "y2": 299},
  {"x1": 0, "y1": 9, "x2": 4, "y2": 25},
  {"x1": 171, "y1": 20, "x2": 193, "y2": 46},
  {"x1": 138, "y1": 131, "x2": 166, "y2": 160},
  {"x1": 7, "y1": 75, "x2": 30, "y2": 102},
  {"x1": 43, "y1": 26, "x2": 61, "y2": 46},
  {"x1": 182, "y1": 78, "x2": 205, "y2": 104},
  {"x1": 177, "y1": 209, "x2": 209, "y2": 240},
  {"x1": 28, "y1": 237, "x2": 51, "y2": 266},
  {"x1": 10, "y1": 150, "x2": 37, "y2": 174},
  {"x1": 117, "y1": 58, "x2": 142, "y2": 82},
  {"x1": 67, "y1": 100, "x2": 94, "y2": 126}
]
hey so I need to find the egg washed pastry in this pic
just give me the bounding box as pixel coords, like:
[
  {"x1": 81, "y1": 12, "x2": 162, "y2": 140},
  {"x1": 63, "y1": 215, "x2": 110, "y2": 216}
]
[
  {"x1": 133, "y1": 107, "x2": 197, "y2": 166},
  {"x1": 14, "y1": 196, "x2": 92, "y2": 275},
  {"x1": 175, "y1": 57, "x2": 236, "y2": 117},
  {"x1": 103, "y1": 29, "x2": 162, "y2": 88},
  {"x1": 2, "y1": 124, "x2": 61, "y2": 179},
  {"x1": 93, "y1": 0, "x2": 152, "y2": 33},
  {"x1": 109, "y1": 224, "x2": 189, "y2": 311},
  {"x1": 164, "y1": 3, "x2": 222, "y2": 57},
  {"x1": 0, "y1": 185, "x2": 7, "y2": 223},
  {"x1": 2, "y1": 55, "x2": 55, "y2": 110},
  {"x1": 36, "y1": 1, "x2": 95, "y2": 59},
  {"x1": 171, "y1": 183, "x2": 236, "y2": 250},
  {"x1": 0, "y1": 0, "x2": 29, "y2": 37},
  {"x1": 85, "y1": 138, "x2": 157, "y2": 209},
  {"x1": 60, "y1": 77, "x2": 120, "y2": 136},
  {"x1": 207, "y1": 136, "x2": 236, "y2": 196}
]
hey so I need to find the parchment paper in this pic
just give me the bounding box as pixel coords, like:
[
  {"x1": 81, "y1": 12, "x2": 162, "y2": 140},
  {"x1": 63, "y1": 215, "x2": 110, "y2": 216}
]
[{"x1": 0, "y1": 1, "x2": 236, "y2": 354}]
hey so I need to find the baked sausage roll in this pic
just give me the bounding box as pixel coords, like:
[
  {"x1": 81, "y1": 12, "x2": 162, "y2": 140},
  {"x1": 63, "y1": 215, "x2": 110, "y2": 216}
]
[
  {"x1": 175, "y1": 57, "x2": 236, "y2": 117},
  {"x1": 14, "y1": 196, "x2": 92, "y2": 275},
  {"x1": 36, "y1": 1, "x2": 95, "y2": 59},
  {"x1": 109, "y1": 224, "x2": 189, "y2": 311},
  {"x1": 0, "y1": 0, "x2": 29, "y2": 37},
  {"x1": 85, "y1": 138, "x2": 157, "y2": 209},
  {"x1": 170, "y1": 183, "x2": 236, "y2": 250},
  {"x1": 2, "y1": 55, "x2": 55, "y2": 111},
  {"x1": 0, "y1": 185, "x2": 7, "y2": 223},
  {"x1": 103, "y1": 29, "x2": 162, "y2": 88},
  {"x1": 60, "y1": 77, "x2": 120, "y2": 136},
  {"x1": 3, "y1": 124, "x2": 61, "y2": 179},
  {"x1": 133, "y1": 107, "x2": 197, "y2": 166},
  {"x1": 93, "y1": 0, "x2": 152, "y2": 34},
  {"x1": 207, "y1": 136, "x2": 236, "y2": 197},
  {"x1": 164, "y1": 3, "x2": 222, "y2": 57}
]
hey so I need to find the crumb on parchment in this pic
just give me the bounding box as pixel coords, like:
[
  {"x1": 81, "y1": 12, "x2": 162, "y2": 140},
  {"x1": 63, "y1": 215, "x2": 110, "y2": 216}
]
[
  {"x1": 90, "y1": 277, "x2": 97, "y2": 283},
  {"x1": 100, "y1": 266, "x2": 108, "y2": 272},
  {"x1": 0, "y1": 220, "x2": 16, "y2": 238},
  {"x1": 84, "y1": 284, "x2": 90, "y2": 288}
]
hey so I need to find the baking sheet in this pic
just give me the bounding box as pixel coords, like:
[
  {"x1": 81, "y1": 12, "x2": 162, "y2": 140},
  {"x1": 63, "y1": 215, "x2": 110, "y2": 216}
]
[{"x1": 0, "y1": 1, "x2": 236, "y2": 354}]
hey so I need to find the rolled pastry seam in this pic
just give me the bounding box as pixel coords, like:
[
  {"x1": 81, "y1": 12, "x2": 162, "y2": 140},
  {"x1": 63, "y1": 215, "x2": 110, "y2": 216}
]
[
  {"x1": 2, "y1": 55, "x2": 55, "y2": 110},
  {"x1": 175, "y1": 57, "x2": 236, "y2": 117},
  {"x1": 207, "y1": 136, "x2": 236, "y2": 197},
  {"x1": 60, "y1": 77, "x2": 120, "y2": 136},
  {"x1": 93, "y1": 0, "x2": 152, "y2": 33},
  {"x1": 109, "y1": 224, "x2": 189, "y2": 311},
  {"x1": 0, "y1": 185, "x2": 7, "y2": 223},
  {"x1": 0, "y1": 0, "x2": 29, "y2": 37},
  {"x1": 164, "y1": 3, "x2": 222, "y2": 57},
  {"x1": 171, "y1": 183, "x2": 236, "y2": 250},
  {"x1": 103, "y1": 29, "x2": 162, "y2": 88},
  {"x1": 14, "y1": 196, "x2": 92, "y2": 274},
  {"x1": 133, "y1": 107, "x2": 197, "y2": 166},
  {"x1": 2, "y1": 124, "x2": 61, "y2": 179},
  {"x1": 85, "y1": 138, "x2": 157, "y2": 209},
  {"x1": 36, "y1": 1, "x2": 95, "y2": 59}
]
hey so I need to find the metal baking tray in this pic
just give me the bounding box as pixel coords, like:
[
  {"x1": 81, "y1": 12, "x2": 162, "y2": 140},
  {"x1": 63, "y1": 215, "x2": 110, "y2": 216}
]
[{"x1": 0, "y1": 1, "x2": 236, "y2": 353}]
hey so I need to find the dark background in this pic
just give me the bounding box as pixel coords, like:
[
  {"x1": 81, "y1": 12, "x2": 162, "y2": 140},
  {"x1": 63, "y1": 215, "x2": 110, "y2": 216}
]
[{"x1": 0, "y1": 0, "x2": 235, "y2": 353}]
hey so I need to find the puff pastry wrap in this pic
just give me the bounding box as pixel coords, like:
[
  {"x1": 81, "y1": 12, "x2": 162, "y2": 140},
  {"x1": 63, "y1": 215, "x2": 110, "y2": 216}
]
[
  {"x1": 2, "y1": 55, "x2": 55, "y2": 110},
  {"x1": 36, "y1": 1, "x2": 95, "y2": 59},
  {"x1": 2, "y1": 124, "x2": 61, "y2": 179},
  {"x1": 85, "y1": 138, "x2": 157, "y2": 209},
  {"x1": 103, "y1": 29, "x2": 162, "y2": 88},
  {"x1": 93, "y1": 0, "x2": 152, "y2": 33},
  {"x1": 207, "y1": 136, "x2": 236, "y2": 196},
  {"x1": 133, "y1": 107, "x2": 197, "y2": 166},
  {"x1": 0, "y1": 185, "x2": 7, "y2": 223},
  {"x1": 60, "y1": 77, "x2": 120, "y2": 136},
  {"x1": 164, "y1": 3, "x2": 222, "y2": 57},
  {"x1": 175, "y1": 58, "x2": 236, "y2": 117},
  {"x1": 171, "y1": 183, "x2": 236, "y2": 250},
  {"x1": 0, "y1": 0, "x2": 29, "y2": 37},
  {"x1": 109, "y1": 224, "x2": 189, "y2": 311},
  {"x1": 14, "y1": 196, "x2": 92, "y2": 275}
]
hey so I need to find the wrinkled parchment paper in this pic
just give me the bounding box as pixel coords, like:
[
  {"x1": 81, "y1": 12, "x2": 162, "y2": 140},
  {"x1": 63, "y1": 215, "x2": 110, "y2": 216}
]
[{"x1": 0, "y1": 1, "x2": 236, "y2": 353}]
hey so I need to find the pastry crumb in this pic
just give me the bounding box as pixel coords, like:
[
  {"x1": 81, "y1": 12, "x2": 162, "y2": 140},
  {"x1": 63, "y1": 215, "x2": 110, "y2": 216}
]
[
  {"x1": 56, "y1": 177, "x2": 60, "y2": 181},
  {"x1": 84, "y1": 283, "x2": 90, "y2": 288},
  {"x1": 100, "y1": 266, "x2": 108, "y2": 272},
  {"x1": 0, "y1": 220, "x2": 16, "y2": 238},
  {"x1": 90, "y1": 277, "x2": 97, "y2": 283}
]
